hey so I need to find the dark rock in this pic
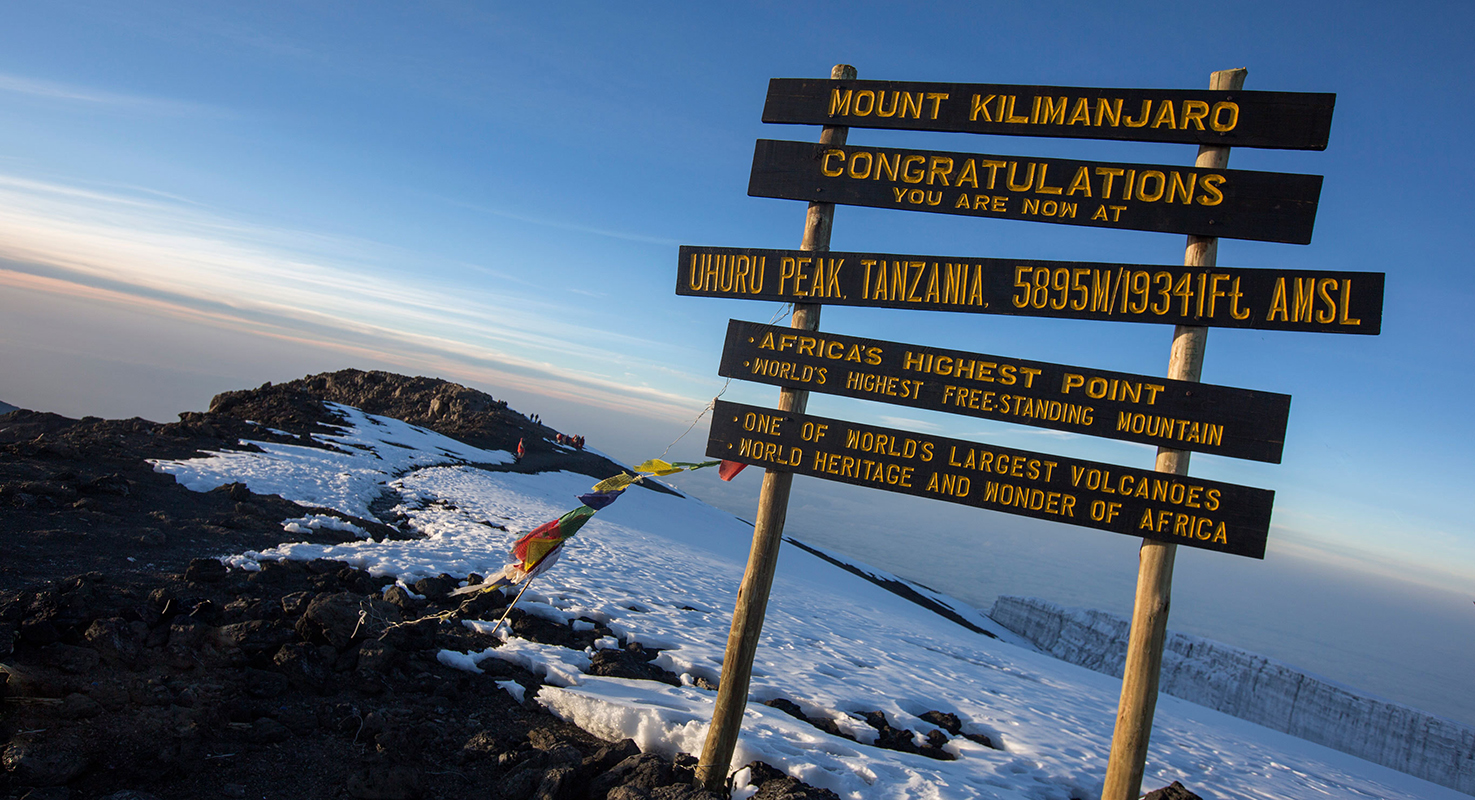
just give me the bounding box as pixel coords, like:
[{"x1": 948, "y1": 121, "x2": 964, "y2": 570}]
[
  {"x1": 356, "y1": 640, "x2": 398, "y2": 673},
  {"x1": 245, "y1": 667, "x2": 290, "y2": 698},
  {"x1": 650, "y1": 785, "x2": 723, "y2": 800},
  {"x1": 962, "y1": 731, "x2": 997, "y2": 749},
  {"x1": 165, "y1": 618, "x2": 208, "y2": 668},
  {"x1": 382, "y1": 584, "x2": 421, "y2": 609},
  {"x1": 100, "y1": 793, "x2": 165, "y2": 800},
  {"x1": 20, "y1": 617, "x2": 61, "y2": 645},
  {"x1": 411, "y1": 575, "x2": 455, "y2": 602},
  {"x1": 765, "y1": 698, "x2": 808, "y2": 721},
  {"x1": 136, "y1": 528, "x2": 167, "y2": 546},
  {"x1": 0, "y1": 621, "x2": 15, "y2": 657},
  {"x1": 346, "y1": 763, "x2": 422, "y2": 800},
  {"x1": 187, "y1": 598, "x2": 220, "y2": 624},
  {"x1": 1142, "y1": 781, "x2": 1204, "y2": 800},
  {"x1": 491, "y1": 764, "x2": 543, "y2": 800},
  {"x1": 861, "y1": 710, "x2": 950, "y2": 759},
  {"x1": 60, "y1": 692, "x2": 103, "y2": 719},
  {"x1": 185, "y1": 558, "x2": 228, "y2": 583},
  {"x1": 742, "y1": 761, "x2": 788, "y2": 787},
  {"x1": 82, "y1": 473, "x2": 131, "y2": 496},
  {"x1": 582, "y1": 738, "x2": 641, "y2": 776},
  {"x1": 39, "y1": 642, "x2": 101, "y2": 674},
  {"x1": 460, "y1": 730, "x2": 514, "y2": 763},
  {"x1": 248, "y1": 717, "x2": 292, "y2": 744},
  {"x1": 217, "y1": 619, "x2": 295, "y2": 656},
  {"x1": 587, "y1": 647, "x2": 680, "y2": 686},
  {"x1": 455, "y1": 590, "x2": 510, "y2": 619},
  {"x1": 273, "y1": 642, "x2": 331, "y2": 693},
  {"x1": 530, "y1": 765, "x2": 577, "y2": 800},
  {"x1": 84, "y1": 617, "x2": 144, "y2": 666},
  {"x1": 762, "y1": 699, "x2": 849, "y2": 741},
  {"x1": 299, "y1": 592, "x2": 400, "y2": 650},
  {"x1": 672, "y1": 752, "x2": 698, "y2": 782},
  {"x1": 281, "y1": 590, "x2": 312, "y2": 616},
  {"x1": 379, "y1": 617, "x2": 436, "y2": 652},
  {"x1": 18, "y1": 480, "x2": 78, "y2": 501},
  {"x1": 336, "y1": 566, "x2": 373, "y2": 594},
  {"x1": 587, "y1": 753, "x2": 673, "y2": 798},
  {"x1": 918, "y1": 710, "x2": 962, "y2": 735},
  {"x1": 753, "y1": 777, "x2": 841, "y2": 800},
  {"x1": 508, "y1": 612, "x2": 581, "y2": 649},
  {"x1": 1, "y1": 739, "x2": 90, "y2": 786},
  {"x1": 306, "y1": 558, "x2": 348, "y2": 575},
  {"x1": 919, "y1": 729, "x2": 953, "y2": 759}
]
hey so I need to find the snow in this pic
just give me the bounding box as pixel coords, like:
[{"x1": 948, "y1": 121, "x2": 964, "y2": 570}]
[
  {"x1": 153, "y1": 404, "x2": 1468, "y2": 800},
  {"x1": 496, "y1": 679, "x2": 527, "y2": 704},
  {"x1": 282, "y1": 513, "x2": 369, "y2": 538},
  {"x1": 149, "y1": 402, "x2": 513, "y2": 520}
]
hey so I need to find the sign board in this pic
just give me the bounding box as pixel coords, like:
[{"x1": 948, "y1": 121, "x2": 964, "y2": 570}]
[
  {"x1": 748, "y1": 139, "x2": 1323, "y2": 244},
  {"x1": 708, "y1": 400, "x2": 1273, "y2": 559},
  {"x1": 677, "y1": 246, "x2": 1383, "y2": 334},
  {"x1": 719, "y1": 320, "x2": 1292, "y2": 463},
  {"x1": 762, "y1": 79, "x2": 1336, "y2": 150}
]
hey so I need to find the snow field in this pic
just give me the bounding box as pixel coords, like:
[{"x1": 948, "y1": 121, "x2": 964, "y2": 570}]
[{"x1": 150, "y1": 406, "x2": 1465, "y2": 800}]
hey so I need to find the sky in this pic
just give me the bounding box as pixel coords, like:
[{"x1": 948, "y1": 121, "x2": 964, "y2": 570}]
[{"x1": 1, "y1": 2, "x2": 1472, "y2": 718}]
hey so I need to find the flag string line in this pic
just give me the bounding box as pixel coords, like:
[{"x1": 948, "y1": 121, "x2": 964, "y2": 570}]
[{"x1": 441, "y1": 304, "x2": 792, "y2": 639}]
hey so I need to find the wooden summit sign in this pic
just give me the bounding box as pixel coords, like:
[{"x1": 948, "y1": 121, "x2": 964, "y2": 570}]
[
  {"x1": 762, "y1": 79, "x2": 1336, "y2": 150},
  {"x1": 719, "y1": 320, "x2": 1292, "y2": 463},
  {"x1": 748, "y1": 139, "x2": 1323, "y2": 244},
  {"x1": 677, "y1": 245, "x2": 1384, "y2": 334},
  {"x1": 708, "y1": 399, "x2": 1274, "y2": 559},
  {"x1": 693, "y1": 65, "x2": 1345, "y2": 800}
]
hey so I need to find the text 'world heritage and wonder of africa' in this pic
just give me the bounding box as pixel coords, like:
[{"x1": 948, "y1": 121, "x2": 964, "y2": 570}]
[{"x1": 708, "y1": 400, "x2": 1273, "y2": 559}]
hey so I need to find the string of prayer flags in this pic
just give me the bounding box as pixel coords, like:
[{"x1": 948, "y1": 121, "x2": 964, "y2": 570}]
[{"x1": 452, "y1": 457, "x2": 728, "y2": 598}]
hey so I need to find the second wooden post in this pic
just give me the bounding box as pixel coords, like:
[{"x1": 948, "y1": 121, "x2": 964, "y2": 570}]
[{"x1": 1100, "y1": 66, "x2": 1249, "y2": 800}]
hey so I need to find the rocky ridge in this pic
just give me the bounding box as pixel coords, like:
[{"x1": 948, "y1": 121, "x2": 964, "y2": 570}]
[{"x1": 0, "y1": 371, "x2": 826, "y2": 800}]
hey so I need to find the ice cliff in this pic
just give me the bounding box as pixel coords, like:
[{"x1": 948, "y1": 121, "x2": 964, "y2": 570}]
[{"x1": 989, "y1": 595, "x2": 1475, "y2": 795}]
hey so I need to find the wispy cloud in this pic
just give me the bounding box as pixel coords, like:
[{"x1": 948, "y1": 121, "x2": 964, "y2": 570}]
[
  {"x1": 0, "y1": 73, "x2": 222, "y2": 116},
  {"x1": 0, "y1": 173, "x2": 716, "y2": 421},
  {"x1": 876, "y1": 415, "x2": 945, "y2": 433},
  {"x1": 441, "y1": 196, "x2": 681, "y2": 247}
]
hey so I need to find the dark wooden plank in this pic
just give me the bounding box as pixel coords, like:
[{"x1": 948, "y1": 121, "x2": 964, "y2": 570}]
[
  {"x1": 708, "y1": 400, "x2": 1273, "y2": 559},
  {"x1": 763, "y1": 79, "x2": 1335, "y2": 150},
  {"x1": 719, "y1": 320, "x2": 1292, "y2": 463},
  {"x1": 676, "y1": 246, "x2": 1383, "y2": 335},
  {"x1": 748, "y1": 139, "x2": 1322, "y2": 244}
]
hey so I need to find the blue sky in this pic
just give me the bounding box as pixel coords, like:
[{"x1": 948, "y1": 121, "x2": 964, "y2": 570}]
[{"x1": 1, "y1": 0, "x2": 1472, "y2": 690}]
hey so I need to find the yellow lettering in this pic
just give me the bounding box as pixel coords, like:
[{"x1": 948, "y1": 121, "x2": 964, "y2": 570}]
[
  {"x1": 821, "y1": 149, "x2": 845, "y2": 177},
  {"x1": 970, "y1": 94, "x2": 996, "y2": 122},
  {"x1": 1181, "y1": 100, "x2": 1209, "y2": 130},
  {"x1": 1196, "y1": 174, "x2": 1225, "y2": 206}
]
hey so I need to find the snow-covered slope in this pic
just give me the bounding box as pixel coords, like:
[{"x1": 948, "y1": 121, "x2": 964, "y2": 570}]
[
  {"x1": 990, "y1": 596, "x2": 1475, "y2": 795},
  {"x1": 153, "y1": 403, "x2": 1467, "y2": 800}
]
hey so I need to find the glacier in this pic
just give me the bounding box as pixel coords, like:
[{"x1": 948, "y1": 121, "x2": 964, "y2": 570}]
[{"x1": 990, "y1": 595, "x2": 1475, "y2": 794}]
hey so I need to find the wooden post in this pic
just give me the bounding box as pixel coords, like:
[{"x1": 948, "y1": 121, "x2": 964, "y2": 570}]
[
  {"x1": 695, "y1": 62, "x2": 857, "y2": 792},
  {"x1": 1101, "y1": 67, "x2": 1247, "y2": 800}
]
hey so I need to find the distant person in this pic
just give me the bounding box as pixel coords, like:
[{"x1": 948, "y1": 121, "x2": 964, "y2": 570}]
[{"x1": 515, "y1": 437, "x2": 526, "y2": 463}]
